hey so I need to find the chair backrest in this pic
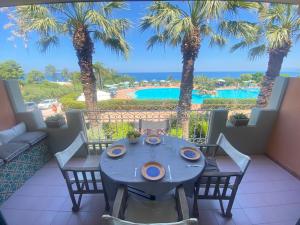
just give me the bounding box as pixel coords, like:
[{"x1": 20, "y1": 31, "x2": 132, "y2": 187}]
[
  {"x1": 217, "y1": 133, "x2": 251, "y2": 174},
  {"x1": 137, "y1": 120, "x2": 170, "y2": 134},
  {"x1": 101, "y1": 215, "x2": 198, "y2": 225},
  {"x1": 55, "y1": 131, "x2": 87, "y2": 169}
]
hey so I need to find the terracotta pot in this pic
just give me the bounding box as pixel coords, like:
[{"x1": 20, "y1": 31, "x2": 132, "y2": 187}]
[{"x1": 231, "y1": 118, "x2": 249, "y2": 127}]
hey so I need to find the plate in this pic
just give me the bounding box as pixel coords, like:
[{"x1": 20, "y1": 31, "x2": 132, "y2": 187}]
[
  {"x1": 180, "y1": 147, "x2": 201, "y2": 161},
  {"x1": 145, "y1": 135, "x2": 161, "y2": 145},
  {"x1": 141, "y1": 162, "x2": 165, "y2": 181},
  {"x1": 106, "y1": 145, "x2": 126, "y2": 158}
]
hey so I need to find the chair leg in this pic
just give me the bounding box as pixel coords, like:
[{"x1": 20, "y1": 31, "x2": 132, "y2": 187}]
[
  {"x1": 217, "y1": 188, "x2": 226, "y2": 216},
  {"x1": 192, "y1": 187, "x2": 200, "y2": 218}
]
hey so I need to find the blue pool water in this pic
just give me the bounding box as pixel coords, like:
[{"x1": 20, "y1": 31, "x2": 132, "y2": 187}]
[{"x1": 134, "y1": 88, "x2": 259, "y2": 104}]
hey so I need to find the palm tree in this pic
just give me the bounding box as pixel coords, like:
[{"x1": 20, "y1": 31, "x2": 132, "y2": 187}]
[
  {"x1": 228, "y1": 3, "x2": 300, "y2": 107},
  {"x1": 141, "y1": 1, "x2": 256, "y2": 137},
  {"x1": 12, "y1": 3, "x2": 130, "y2": 111}
]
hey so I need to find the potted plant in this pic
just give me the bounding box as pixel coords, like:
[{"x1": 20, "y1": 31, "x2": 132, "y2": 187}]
[
  {"x1": 229, "y1": 113, "x2": 249, "y2": 127},
  {"x1": 127, "y1": 130, "x2": 141, "y2": 144},
  {"x1": 45, "y1": 114, "x2": 66, "y2": 128}
]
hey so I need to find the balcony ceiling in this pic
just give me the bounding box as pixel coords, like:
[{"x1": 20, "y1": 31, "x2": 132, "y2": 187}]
[{"x1": 0, "y1": 0, "x2": 299, "y2": 7}]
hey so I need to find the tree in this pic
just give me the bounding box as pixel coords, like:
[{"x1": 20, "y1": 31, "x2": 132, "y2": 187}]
[
  {"x1": 229, "y1": 4, "x2": 300, "y2": 107},
  {"x1": 240, "y1": 74, "x2": 253, "y2": 81},
  {"x1": 251, "y1": 72, "x2": 264, "y2": 84},
  {"x1": 11, "y1": 3, "x2": 130, "y2": 111},
  {"x1": 26, "y1": 70, "x2": 45, "y2": 83},
  {"x1": 141, "y1": 1, "x2": 256, "y2": 137},
  {"x1": 0, "y1": 60, "x2": 24, "y2": 80},
  {"x1": 45, "y1": 64, "x2": 57, "y2": 81},
  {"x1": 61, "y1": 68, "x2": 71, "y2": 81}
]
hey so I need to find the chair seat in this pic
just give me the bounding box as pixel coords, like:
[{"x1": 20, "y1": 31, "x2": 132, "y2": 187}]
[
  {"x1": 124, "y1": 194, "x2": 178, "y2": 223},
  {"x1": 63, "y1": 154, "x2": 101, "y2": 171},
  {"x1": 0, "y1": 142, "x2": 30, "y2": 162},
  {"x1": 11, "y1": 131, "x2": 47, "y2": 146}
]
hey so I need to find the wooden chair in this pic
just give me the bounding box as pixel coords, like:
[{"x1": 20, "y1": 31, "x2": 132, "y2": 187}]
[
  {"x1": 136, "y1": 119, "x2": 170, "y2": 135},
  {"x1": 55, "y1": 131, "x2": 110, "y2": 212},
  {"x1": 193, "y1": 133, "x2": 251, "y2": 217},
  {"x1": 101, "y1": 185, "x2": 198, "y2": 225}
]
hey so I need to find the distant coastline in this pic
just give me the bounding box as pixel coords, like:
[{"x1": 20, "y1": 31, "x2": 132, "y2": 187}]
[{"x1": 119, "y1": 71, "x2": 300, "y2": 82}]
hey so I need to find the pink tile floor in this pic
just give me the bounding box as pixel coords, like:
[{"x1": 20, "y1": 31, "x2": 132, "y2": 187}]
[{"x1": 1, "y1": 155, "x2": 300, "y2": 225}]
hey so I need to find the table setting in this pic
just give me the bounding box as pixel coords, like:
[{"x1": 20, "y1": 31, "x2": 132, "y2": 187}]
[{"x1": 100, "y1": 130, "x2": 206, "y2": 199}]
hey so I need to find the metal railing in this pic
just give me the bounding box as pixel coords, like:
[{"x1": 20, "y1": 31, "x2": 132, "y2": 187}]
[{"x1": 83, "y1": 108, "x2": 212, "y2": 145}]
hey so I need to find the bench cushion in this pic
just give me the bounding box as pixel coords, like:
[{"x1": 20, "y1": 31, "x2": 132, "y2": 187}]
[
  {"x1": 0, "y1": 142, "x2": 30, "y2": 162},
  {"x1": 11, "y1": 131, "x2": 47, "y2": 146},
  {"x1": 0, "y1": 122, "x2": 26, "y2": 145}
]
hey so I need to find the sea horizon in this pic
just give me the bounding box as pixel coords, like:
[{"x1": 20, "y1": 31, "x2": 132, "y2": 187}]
[
  {"x1": 120, "y1": 71, "x2": 300, "y2": 82},
  {"x1": 44, "y1": 70, "x2": 300, "y2": 82}
]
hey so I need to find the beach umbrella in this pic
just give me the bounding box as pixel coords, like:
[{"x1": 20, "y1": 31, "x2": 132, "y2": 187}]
[
  {"x1": 217, "y1": 79, "x2": 225, "y2": 83},
  {"x1": 143, "y1": 80, "x2": 148, "y2": 83},
  {"x1": 160, "y1": 80, "x2": 166, "y2": 82},
  {"x1": 134, "y1": 81, "x2": 139, "y2": 84}
]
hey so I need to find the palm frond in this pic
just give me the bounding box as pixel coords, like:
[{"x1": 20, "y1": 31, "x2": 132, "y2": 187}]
[
  {"x1": 209, "y1": 34, "x2": 226, "y2": 47},
  {"x1": 140, "y1": 1, "x2": 182, "y2": 32},
  {"x1": 230, "y1": 41, "x2": 251, "y2": 52},
  {"x1": 266, "y1": 25, "x2": 290, "y2": 49},
  {"x1": 102, "y1": 2, "x2": 127, "y2": 16},
  {"x1": 147, "y1": 33, "x2": 168, "y2": 49},
  {"x1": 93, "y1": 31, "x2": 130, "y2": 59},
  {"x1": 37, "y1": 35, "x2": 59, "y2": 52},
  {"x1": 248, "y1": 44, "x2": 266, "y2": 60}
]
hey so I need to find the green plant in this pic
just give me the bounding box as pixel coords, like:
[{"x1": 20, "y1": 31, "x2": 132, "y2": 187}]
[
  {"x1": 126, "y1": 130, "x2": 141, "y2": 139},
  {"x1": 45, "y1": 114, "x2": 65, "y2": 122},
  {"x1": 202, "y1": 98, "x2": 256, "y2": 110},
  {"x1": 230, "y1": 113, "x2": 248, "y2": 120}
]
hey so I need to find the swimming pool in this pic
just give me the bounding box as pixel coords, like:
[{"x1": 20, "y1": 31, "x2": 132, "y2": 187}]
[{"x1": 134, "y1": 88, "x2": 259, "y2": 104}]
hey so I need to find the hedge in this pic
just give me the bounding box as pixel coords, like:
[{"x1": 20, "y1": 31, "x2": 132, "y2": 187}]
[
  {"x1": 201, "y1": 98, "x2": 256, "y2": 110},
  {"x1": 60, "y1": 93, "x2": 178, "y2": 111}
]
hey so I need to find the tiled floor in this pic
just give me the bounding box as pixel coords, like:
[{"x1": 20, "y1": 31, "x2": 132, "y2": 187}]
[{"x1": 1, "y1": 155, "x2": 300, "y2": 225}]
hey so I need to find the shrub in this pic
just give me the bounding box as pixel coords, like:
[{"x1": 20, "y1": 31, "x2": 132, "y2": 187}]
[
  {"x1": 60, "y1": 92, "x2": 178, "y2": 111},
  {"x1": 202, "y1": 98, "x2": 256, "y2": 110}
]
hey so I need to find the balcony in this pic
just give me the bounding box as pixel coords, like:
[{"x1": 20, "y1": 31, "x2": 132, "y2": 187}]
[{"x1": 1, "y1": 155, "x2": 299, "y2": 225}]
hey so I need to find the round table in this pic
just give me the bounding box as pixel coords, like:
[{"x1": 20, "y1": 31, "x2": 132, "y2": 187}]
[{"x1": 100, "y1": 135, "x2": 205, "y2": 199}]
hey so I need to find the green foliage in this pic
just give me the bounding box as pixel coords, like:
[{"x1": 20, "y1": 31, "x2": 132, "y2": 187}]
[
  {"x1": 202, "y1": 98, "x2": 256, "y2": 110},
  {"x1": 26, "y1": 70, "x2": 45, "y2": 83},
  {"x1": 126, "y1": 130, "x2": 141, "y2": 138},
  {"x1": 251, "y1": 72, "x2": 264, "y2": 83},
  {"x1": 240, "y1": 74, "x2": 252, "y2": 81},
  {"x1": 12, "y1": 3, "x2": 130, "y2": 57},
  {"x1": 102, "y1": 122, "x2": 135, "y2": 140},
  {"x1": 0, "y1": 60, "x2": 24, "y2": 80},
  {"x1": 230, "y1": 113, "x2": 248, "y2": 120},
  {"x1": 61, "y1": 68, "x2": 71, "y2": 81},
  {"x1": 22, "y1": 81, "x2": 74, "y2": 102},
  {"x1": 45, "y1": 113, "x2": 64, "y2": 122},
  {"x1": 60, "y1": 93, "x2": 178, "y2": 111},
  {"x1": 93, "y1": 61, "x2": 134, "y2": 87},
  {"x1": 45, "y1": 64, "x2": 57, "y2": 80}
]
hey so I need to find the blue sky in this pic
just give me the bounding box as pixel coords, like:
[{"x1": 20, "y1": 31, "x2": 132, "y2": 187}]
[{"x1": 0, "y1": 1, "x2": 299, "y2": 73}]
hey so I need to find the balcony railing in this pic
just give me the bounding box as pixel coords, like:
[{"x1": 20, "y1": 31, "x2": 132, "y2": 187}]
[{"x1": 83, "y1": 108, "x2": 211, "y2": 145}]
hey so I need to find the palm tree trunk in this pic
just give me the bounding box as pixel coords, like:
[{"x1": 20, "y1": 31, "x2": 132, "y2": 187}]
[
  {"x1": 73, "y1": 25, "x2": 97, "y2": 111},
  {"x1": 256, "y1": 44, "x2": 290, "y2": 108},
  {"x1": 178, "y1": 29, "x2": 200, "y2": 139}
]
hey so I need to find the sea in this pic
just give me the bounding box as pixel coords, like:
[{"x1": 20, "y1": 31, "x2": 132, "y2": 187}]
[
  {"x1": 120, "y1": 71, "x2": 300, "y2": 82},
  {"x1": 45, "y1": 71, "x2": 300, "y2": 82}
]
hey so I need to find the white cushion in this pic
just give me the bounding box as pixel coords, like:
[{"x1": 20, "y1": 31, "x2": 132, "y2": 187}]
[
  {"x1": 12, "y1": 122, "x2": 26, "y2": 136},
  {"x1": 0, "y1": 123, "x2": 26, "y2": 144}
]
